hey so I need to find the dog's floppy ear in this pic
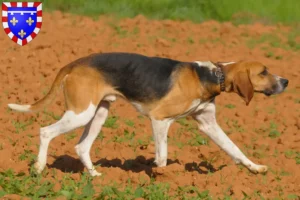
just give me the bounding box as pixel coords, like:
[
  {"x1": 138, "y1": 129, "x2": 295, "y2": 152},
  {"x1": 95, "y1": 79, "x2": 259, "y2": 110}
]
[{"x1": 233, "y1": 70, "x2": 254, "y2": 106}]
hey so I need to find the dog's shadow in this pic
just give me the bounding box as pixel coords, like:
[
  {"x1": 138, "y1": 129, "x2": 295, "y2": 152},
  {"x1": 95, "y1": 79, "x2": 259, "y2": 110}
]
[
  {"x1": 48, "y1": 155, "x2": 85, "y2": 173},
  {"x1": 48, "y1": 155, "x2": 180, "y2": 177},
  {"x1": 185, "y1": 161, "x2": 227, "y2": 174}
]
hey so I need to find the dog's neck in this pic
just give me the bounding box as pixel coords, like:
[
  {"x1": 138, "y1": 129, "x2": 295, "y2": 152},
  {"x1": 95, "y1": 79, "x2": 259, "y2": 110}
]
[
  {"x1": 193, "y1": 61, "x2": 234, "y2": 97},
  {"x1": 218, "y1": 62, "x2": 238, "y2": 93},
  {"x1": 215, "y1": 66, "x2": 225, "y2": 92},
  {"x1": 213, "y1": 62, "x2": 232, "y2": 94}
]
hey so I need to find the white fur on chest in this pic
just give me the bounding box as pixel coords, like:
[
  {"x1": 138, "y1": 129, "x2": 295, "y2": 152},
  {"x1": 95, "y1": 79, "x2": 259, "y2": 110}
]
[{"x1": 172, "y1": 99, "x2": 209, "y2": 119}]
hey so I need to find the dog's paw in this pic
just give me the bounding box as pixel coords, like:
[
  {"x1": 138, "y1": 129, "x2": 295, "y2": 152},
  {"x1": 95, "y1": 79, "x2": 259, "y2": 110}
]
[
  {"x1": 249, "y1": 164, "x2": 268, "y2": 174},
  {"x1": 33, "y1": 162, "x2": 45, "y2": 174},
  {"x1": 155, "y1": 157, "x2": 167, "y2": 167},
  {"x1": 88, "y1": 166, "x2": 102, "y2": 177},
  {"x1": 90, "y1": 170, "x2": 102, "y2": 177},
  {"x1": 256, "y1": 165, "x2": 268, "y2": 173}
]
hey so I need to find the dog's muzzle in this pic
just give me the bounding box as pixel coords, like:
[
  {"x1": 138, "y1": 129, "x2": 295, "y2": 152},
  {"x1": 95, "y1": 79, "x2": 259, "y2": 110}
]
[{"x1": 264, "y1": 76, "x2": 289, "y2": 96}]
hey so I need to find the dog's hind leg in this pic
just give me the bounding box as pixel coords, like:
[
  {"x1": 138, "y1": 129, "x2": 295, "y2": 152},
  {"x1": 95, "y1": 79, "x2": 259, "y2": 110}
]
[
  {"x1": 75, "y1": 100, "x2": 110, "y2": 176},
  {"x1": 34, "y1": 103, "x2": 97, "y2": 173},
  {"x1": 34, "y1": 68, "x2": 104, "y2": 174}
]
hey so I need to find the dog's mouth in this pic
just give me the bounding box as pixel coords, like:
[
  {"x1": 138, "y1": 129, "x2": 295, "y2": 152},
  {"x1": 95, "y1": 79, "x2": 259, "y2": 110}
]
[
  {"x1": 255, "y1": 90, "x2": 273, "y2": 96},
  {"x1": 263, "y1": 90, "x2": 273, "y2": 96},
  {"x1": 260, "y1": 83, "x2": 287, "y2": 96}
]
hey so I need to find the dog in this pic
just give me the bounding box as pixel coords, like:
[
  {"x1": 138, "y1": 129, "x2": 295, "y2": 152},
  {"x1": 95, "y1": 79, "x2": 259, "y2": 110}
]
[{"x1": 8, "y1": 52, "x2": 288, "y2": 176}]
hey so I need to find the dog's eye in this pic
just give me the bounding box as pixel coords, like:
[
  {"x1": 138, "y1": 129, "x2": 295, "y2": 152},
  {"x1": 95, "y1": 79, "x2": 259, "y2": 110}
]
[{"x1": 260, "y1": 69, "x2": 268, "y2": 76}]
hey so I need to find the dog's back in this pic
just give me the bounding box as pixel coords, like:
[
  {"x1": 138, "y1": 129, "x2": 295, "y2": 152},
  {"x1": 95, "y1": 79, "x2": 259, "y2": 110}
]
[{"x1": 86, "y1": 52, "x2": 183, "y2": 102}]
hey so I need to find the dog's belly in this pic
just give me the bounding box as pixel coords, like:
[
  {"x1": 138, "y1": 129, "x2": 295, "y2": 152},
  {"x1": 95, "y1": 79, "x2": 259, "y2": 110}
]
[
  {"x1": 131, "y1": 102, "x2": 148, "y2": 114},
  {"x1": 173, "y1": 99, "x2": 202, "y2": 118},
  {"x1": 103, "y1": 94, "x2": 213, "y2": 120},
  {"x1": 130, "y1": 98, "x2": 212, "y2": 120}
]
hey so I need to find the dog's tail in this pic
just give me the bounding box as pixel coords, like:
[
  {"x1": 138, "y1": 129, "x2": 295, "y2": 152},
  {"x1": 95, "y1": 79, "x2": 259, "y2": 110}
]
[{"x1": 8, "y1": 64, "x2": 73, "y2": 113}]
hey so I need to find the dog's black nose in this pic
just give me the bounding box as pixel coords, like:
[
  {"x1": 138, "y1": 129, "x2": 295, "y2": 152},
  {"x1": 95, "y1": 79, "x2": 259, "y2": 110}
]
[{"x1": 280, "y1": 78, "x2": 289, "y2": 87}]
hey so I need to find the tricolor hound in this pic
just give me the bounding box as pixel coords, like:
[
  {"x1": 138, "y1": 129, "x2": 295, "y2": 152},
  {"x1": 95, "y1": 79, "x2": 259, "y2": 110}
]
[{"x1": 8, "y1": 52, "x2": 288, "y2": 176}]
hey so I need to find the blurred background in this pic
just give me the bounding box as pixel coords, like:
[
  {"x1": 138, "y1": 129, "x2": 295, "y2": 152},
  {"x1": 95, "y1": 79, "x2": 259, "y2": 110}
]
[{"x1": 2, "y1": 0, "x2": 300, "y2": 24}]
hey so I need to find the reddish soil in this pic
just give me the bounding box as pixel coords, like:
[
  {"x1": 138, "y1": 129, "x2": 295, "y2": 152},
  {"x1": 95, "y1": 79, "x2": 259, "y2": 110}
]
[{"x1": 0, "y1": 12, "x2": 299, "y2": 199}]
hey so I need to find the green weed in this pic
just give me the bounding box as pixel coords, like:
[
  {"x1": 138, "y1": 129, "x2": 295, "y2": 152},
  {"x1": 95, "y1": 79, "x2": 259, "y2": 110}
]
[
  {"x1": 252, "y1": 149, "x2": 266, "y2": 159},
  {"x1": 285, "y1": 150, "x2": 300, "y2": 164},
  {"x1": 18, "y1": 150, "x2": 36, "y2": 162},
  {"x1": 225, "y1": 119, "x2": 244, "y2": 133},
  {"x1": 124, "y1": 119, "x2": 135, "y2": 127},
  {"x1": 176, "y1": 117, "x2": 190, "y2": 127},
  {"x1": 269, "y1": 121, "x2": 281, "y2": 138},
  {"x1": 287, "y1": 194, "x2": 300, "y2": 199},
  {"x1": 112, "y1": 129, "x2": 135, "y2": 143},
  {"x1": 0, "y1": 168, "x2": 217, "y2": 199},
  {"x1": 103, "y1": 116, "x2": 118, "y2": 129},
  {"x1": 264, "y1": 51, "x2": 274, "y2": 58},
  {"x1": 176, "y1": 118, "x2": 209, "y2": 146},
  {"x1": 11, "y1": 118, "x2": 35, "y2": 134},
  {"x1": 136, "y1": 137, "x2": 151, "y2": 148},
  {"x1": 287, "y1": 28, "x2": 300, "y2": 51},
  {"x1": 43, "y1": 110, "x2": 61, "y2": 120},
  {"x1": 132, "y1": 27, "x2": 140, "y2": 35},
  {"x1": 175, "y1": 141, "x2": 185, "y2": 149},
  {"x1": 175, "y1": 186, "x2": 211, "y2": 200},
  {"x1": 170, "y1": 128, "x2": 185, "y2": 149},
  {"x1": 270, "y1": 168, "x2": 291, "y2": 182},
  {"x1": 187, "y1": 37, "x2": 195, "y2": 44},
  {"x1": 96, "y1": 131, "x2": 105, "y2": 142},
  {"x1": 109, "y1": 23, "x2": 128, "y2": 38},
  {"x1": 294, "y1": 98, "x2": 300, "y2": 104},
  {"x1": 97, "y1": 180, "x2": 171, "y2": 199},
  {"x1": 188, "y1": 132, "x2": 209, "y2": 146},
  {"x1": 64, "y1": 132, "x2": 77, "y2": 141},
  {"x1": 225, "y1": 104, "x2": 236, "y2": 109},
  {"x1": 247, "y1": 34, "x2": 282, "y2": 49},
  {"x1": 137, "y1": 115, "x2": 144, "y2": 119}
]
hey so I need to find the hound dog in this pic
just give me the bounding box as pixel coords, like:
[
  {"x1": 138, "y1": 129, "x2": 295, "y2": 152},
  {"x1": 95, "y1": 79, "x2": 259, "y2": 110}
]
[{"x1": 8, "y1": 52, "x2": 288, "y2": 176}]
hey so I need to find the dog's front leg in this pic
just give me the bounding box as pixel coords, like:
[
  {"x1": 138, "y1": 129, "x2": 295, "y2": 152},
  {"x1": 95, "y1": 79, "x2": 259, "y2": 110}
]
[
  {"x1": 193, "y1": 102, "x2": 268, "y2": 174},
  {"x1": 150, "y1": 118, "x2": 173, "y2": 167}
]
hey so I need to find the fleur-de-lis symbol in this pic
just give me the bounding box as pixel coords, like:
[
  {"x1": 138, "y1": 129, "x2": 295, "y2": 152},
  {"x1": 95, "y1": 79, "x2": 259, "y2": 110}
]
[
  {"x1": 26, "y1": 17, "x2": 34, "y2": 26},
  {"x1": 10, "y1": 17, "x2": 18, "y2": 26},
  {"x1": 18, "y1": 29, "x2": 26, "y2": 38}
]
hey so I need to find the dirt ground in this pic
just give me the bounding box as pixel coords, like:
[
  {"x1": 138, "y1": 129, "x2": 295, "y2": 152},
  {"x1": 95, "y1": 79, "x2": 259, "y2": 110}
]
[{"x1": 0, "y1": 11, "x2": 299, "y2": 199}]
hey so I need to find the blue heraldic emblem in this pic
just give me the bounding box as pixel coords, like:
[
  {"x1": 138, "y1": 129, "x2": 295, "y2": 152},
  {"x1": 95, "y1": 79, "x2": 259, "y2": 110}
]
[{"x1": 2, "y1": 2, "x2": 42, "y2": 46}]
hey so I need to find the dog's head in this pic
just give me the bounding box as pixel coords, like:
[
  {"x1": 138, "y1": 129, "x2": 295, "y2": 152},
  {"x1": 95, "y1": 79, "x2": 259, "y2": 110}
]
[{"x1": 218, "y1": 61, "x2": 289, "y2": 105}]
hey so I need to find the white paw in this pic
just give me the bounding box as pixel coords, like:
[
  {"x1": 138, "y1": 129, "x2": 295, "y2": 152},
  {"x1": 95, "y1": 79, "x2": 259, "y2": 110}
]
[
  {"x1": 33, "y1": 161, "x2": 45, "y2": 174},
  {"x1": 155, "y1": 157, "x2": 167, "y2": 167},
  {"x1": 87, "y1": 165, "x2": 102, "y2": 177},
  {"x1": 249, "y1": 164, "x2": 268, "y2": 174},
  {"x1": 90, "y1": 170, "x2": 102, "y2": 177}
]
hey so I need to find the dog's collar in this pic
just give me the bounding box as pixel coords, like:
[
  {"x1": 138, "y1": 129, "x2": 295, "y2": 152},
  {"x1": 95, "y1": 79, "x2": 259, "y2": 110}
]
[{"x1": 215, "y1": 66, "x2": 225, "y2": 92}]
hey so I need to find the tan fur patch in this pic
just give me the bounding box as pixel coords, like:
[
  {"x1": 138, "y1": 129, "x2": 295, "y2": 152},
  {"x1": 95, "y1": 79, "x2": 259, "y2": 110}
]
[
  {"x1": 148, "y1": 65, "x2": 211, "y2": 120},
  {"x1": 63, "y1": 66, "x2": 119, "y2": 114}
]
